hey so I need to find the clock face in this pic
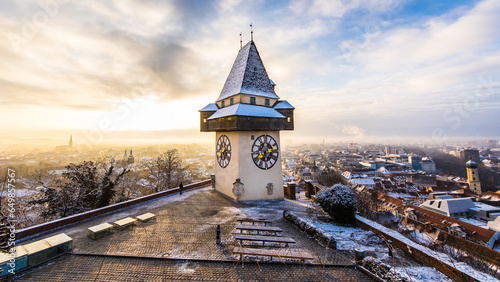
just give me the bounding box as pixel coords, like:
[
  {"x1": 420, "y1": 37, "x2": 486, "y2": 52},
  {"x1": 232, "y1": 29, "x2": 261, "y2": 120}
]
[
  {"x1": 251, "y1": 134, "x2": 279, "y2": 170},
  {"x1": 216, "y1": 135, "x2": 231, "y2": 168}
]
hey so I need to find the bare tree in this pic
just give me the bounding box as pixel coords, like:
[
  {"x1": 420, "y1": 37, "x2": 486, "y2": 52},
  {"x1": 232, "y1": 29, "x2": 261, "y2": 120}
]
[
  {"x1": 114, "y1": 170, "x2": 143, "y2": 202},
  {"x1": 314, "y1": 169, "x2": 346, "y2": 187},
  {"x1": 355, "y1": 190, "x2": 378, "y2": 220},
  {"x1": 146, "y1": 149, "x2": 187, "y2": 192}
]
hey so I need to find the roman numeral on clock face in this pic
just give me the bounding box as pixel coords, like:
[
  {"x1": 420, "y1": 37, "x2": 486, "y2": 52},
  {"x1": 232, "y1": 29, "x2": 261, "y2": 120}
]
[
  {"x1": 251, "y1": 135, "x2": 279, "y2": 170},
  {"x1": 216, "y1": 135, "x2": 231, "y2": 168}
]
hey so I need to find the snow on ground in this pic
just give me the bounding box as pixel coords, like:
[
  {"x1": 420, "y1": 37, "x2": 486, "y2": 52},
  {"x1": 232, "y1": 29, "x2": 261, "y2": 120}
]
[
  {"x1": 356, "y1": 216, "x2": 499, "y2": 282},
  {"x1": 287, "y1": 195, "x2": 498, "y2": 282},
  {"x1": 309, "y1": 220, "x2": 384, "y2": 251},
  {"x1": 291, "y1": 211, "x2": 452, "y2": 281},
  {"x1": 0, "y1": 189, "x2": 38, "y2": 197},
  {"x1": 394, "y1": 266, "x2": 452, "y2": 281},
  {"x1": 403, "y1": 228, "x2": 436, "y2": 246}
]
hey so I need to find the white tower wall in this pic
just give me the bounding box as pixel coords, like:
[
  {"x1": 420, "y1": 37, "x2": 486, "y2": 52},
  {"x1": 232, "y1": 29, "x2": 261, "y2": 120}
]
[{"x1": 214, "y1": 131, "x2": 283, "y2": 201}]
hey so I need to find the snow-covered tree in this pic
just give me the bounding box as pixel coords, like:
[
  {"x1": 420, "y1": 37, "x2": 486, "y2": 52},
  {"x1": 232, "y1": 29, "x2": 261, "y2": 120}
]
[
  {"x1": 0, "y1": 212, "x2": 10, "y2": 252},
  {"x1": 30, "y1": 159, "x2": 129, "y2": 220},
  {"x1": 316, "y1": 184, "x2": 357, "y2": 224}
]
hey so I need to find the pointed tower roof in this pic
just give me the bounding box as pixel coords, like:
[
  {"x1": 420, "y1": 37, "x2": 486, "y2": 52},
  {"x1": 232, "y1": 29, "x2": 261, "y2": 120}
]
[{"x1": 216, "y1": 41, "x2": 279, "y2": 102}]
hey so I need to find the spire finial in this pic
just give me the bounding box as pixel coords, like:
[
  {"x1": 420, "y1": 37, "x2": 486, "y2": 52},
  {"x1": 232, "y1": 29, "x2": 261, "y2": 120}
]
[
  {"x1": 239, "y1": 32, "x2": 242, "y2": 49},
  {"x1": 250, "y1": 23, "x2": 253, "y2": 41}
]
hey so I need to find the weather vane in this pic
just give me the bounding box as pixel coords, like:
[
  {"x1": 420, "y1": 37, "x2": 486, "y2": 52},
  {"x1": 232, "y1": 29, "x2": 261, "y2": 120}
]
[
  {"x1": 250, "y1": 23, "x2": 253, "y2": 41},
  {"x1": 240, "y1": 32, "x2": 242, "y2": 49}
]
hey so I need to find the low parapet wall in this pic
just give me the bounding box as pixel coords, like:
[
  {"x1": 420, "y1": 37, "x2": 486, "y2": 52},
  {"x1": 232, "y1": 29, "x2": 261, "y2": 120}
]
[
  {"x1": 355, "y1": 216, "x2": 477, "y2": 282},
  {"x1": 16, "y1": 180, "x2": 211, "y2": 240},
  {"x1": 440, "y1": 231, "x2": 500, "y2": 269},
  {"x1": 283, "y1": 210, "x2": 337, "y2": 249}
]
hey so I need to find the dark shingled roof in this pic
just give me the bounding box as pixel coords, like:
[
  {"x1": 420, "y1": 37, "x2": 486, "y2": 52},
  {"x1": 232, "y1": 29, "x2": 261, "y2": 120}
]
[{"x1": 216, "y1": 41, "x2": 279, "y2": 102}]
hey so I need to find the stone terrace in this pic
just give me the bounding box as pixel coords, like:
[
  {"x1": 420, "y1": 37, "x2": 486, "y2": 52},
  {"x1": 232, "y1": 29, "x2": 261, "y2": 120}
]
[{"x1": 13, "y1": 186, "x2": 373, "y2": 281}]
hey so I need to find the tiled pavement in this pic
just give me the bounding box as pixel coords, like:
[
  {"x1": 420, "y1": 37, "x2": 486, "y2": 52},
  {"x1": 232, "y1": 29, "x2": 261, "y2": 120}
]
[
  {"x1": 13, "y1": 187, "x2": 374, "y2": 281},
  {"x1": 16, "y1": 255, "x2": 372, "y2": 281}
]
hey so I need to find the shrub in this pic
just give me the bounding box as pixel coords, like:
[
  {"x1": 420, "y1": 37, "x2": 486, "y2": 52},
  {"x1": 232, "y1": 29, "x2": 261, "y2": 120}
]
[{"x1": 316, "y1": 184, "x2": 357, "y2": 224}]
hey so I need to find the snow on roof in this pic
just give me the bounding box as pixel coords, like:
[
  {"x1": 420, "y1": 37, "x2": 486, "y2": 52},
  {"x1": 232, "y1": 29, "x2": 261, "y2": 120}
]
[
  {"x1": 207, "y1": 103, "x2": 285, "y2": 120},
  {"x1": 446, "y1": 198, "x2": 477, "y2": 214},
  {"x1": 273, "y1": 100, "x2": 295, "y2": 110},
  {"x1": 487, "y1": 216, "x2": 500, "y2": 232},
  {"x1": 436, "y1": 195, "x2": 454, "y2": 200},
  {"x1": 216, "y1": 41, "x2": 279, "y2": 102},
  {"x1": 351, "y1": 178, "x2": 376, "y2": 185},
  {"x1": 387, "y1": 192, "x2": 413, "y2": 199},
  {"x1": 472, "y1": 202, "x2": 500, "y2": 212},
  {"x1": 421, "y1": 198, "x2": 475, "y2": 215},
  {"x1": 199, "y1": 103, "x2": 218, "y2": 112},
  {"x1": 458, "y1": 217, "x2": 488, "y2": 229}
]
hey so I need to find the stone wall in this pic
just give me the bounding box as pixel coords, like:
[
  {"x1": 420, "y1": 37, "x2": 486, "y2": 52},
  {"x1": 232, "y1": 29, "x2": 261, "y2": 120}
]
[
  {"x1": 356, "y1": 217, "x2": 475, "y2": 282},
  {"x1": 283, "y1": 210, "x2": 336, "y2": 249},
  {"x1": 16, "y1": 180, "x2": 211, "y2": 240}
]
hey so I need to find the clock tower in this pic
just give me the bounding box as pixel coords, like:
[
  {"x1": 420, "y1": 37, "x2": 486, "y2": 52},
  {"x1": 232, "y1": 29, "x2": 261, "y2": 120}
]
[{"x1": 200, "y1": 40, "x2": 294, "y2": 201}]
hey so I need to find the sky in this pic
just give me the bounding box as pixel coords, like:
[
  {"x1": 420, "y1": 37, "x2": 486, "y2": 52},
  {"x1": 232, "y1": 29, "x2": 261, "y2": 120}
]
[{"x1": 1, "y1": 0, "x2": 500, "y2": 146}]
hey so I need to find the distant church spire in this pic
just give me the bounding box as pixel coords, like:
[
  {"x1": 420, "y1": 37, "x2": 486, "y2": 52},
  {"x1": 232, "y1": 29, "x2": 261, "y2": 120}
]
[{"x1": 128, "y1": 148, "x2": 134, "y2": 164}]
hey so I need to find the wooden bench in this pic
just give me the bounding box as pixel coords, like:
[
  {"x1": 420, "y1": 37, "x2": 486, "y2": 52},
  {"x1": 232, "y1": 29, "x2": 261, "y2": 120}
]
[
  {"x1": 235, "y1": 225, "x2": 282, "y2": 236},
  {"x1": 136, "y1": 213, "x2": 156, "y2": 222},
  {"x1": 233, "y1": 247, "x2": 314, "y2": 262},
  {"x1": 87, "y1": 223, "x2": 113, "y2": 239},
  {"x1": 237, "y1": 217, "x2": 272, "y2": 226},
  {"x1": 113, "y1": 217, "x2": 137, "y2": 230},
  {"x1": 235, "y1": 234, "x2": 295, "y2": 246}
]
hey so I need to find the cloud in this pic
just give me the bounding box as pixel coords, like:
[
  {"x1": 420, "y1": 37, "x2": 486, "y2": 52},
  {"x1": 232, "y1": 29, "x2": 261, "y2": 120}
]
[
  {"x1": 328, "y1": 0, "x2": 500, "y2": 131},
  {"x1": 0, "y1": 0, "x2": 225, "y2": 111},
  {"x1": 341, "y1": 124, "x2": 368, "y2": 136},
  {"x1": 290, "y1": 0, "x2": 403, "y2": 18},
  {"x1": 1, "y1": 0, "x2": 499, "y2": 141},
  {"x1": 351, "y1": 0, "x2": 500, "y2": 71}
]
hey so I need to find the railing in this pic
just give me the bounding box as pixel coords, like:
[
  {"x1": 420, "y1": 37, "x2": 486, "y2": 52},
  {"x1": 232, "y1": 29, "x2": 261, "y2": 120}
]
[{"x1": 16, "y1": 180, "x2": 211, "y2": 240}]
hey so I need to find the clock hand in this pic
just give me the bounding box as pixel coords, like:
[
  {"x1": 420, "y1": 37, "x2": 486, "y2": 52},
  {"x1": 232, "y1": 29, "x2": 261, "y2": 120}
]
[{"x1": 266, "y1": 146, "x2": 274, "y2": 154}]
